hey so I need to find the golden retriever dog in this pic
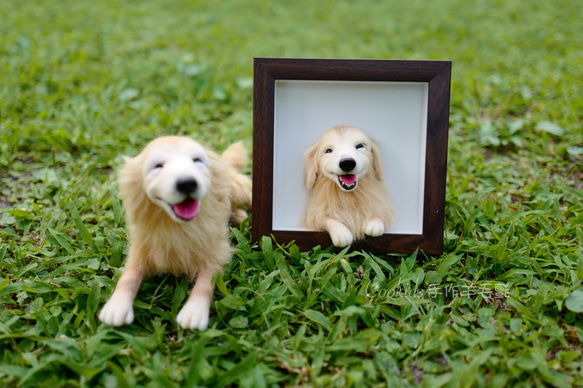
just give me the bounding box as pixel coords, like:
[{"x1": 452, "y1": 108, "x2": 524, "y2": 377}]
[
  {"x1": 304, "y1": 125, "x2": 393, "y2": 247},
  {"x1": 99, "y1": 136, "x2": 252, "y2": 330}
]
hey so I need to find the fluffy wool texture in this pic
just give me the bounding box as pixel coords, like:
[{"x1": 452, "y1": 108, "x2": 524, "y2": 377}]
[
  {"x1": 304, "y1": 126, "x2": 394, "y2": 242},
  {"x1": 305, "y1": 174, "x2": 394, "y2": 241},
  {"x1": 118, "y1": 138, "x2": 252, "y2": 279}
]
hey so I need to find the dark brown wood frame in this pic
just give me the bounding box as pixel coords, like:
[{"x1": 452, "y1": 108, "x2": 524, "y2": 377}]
[{"x1": 252, "y1": 58, "x2": 451, "y2": 255}]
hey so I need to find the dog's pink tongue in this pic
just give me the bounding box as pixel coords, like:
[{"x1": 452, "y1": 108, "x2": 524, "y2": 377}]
[
  {"x1": 173, "y1": 198, "x2": 199, "y2": 220},
  {"x1": 340, "y1": 174, "x2": 356, "y2": 185}
]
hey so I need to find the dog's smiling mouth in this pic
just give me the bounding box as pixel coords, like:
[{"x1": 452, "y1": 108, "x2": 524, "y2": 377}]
[
  {"x1": 171, "y1": 197, "x2": 200, "y2": 221},
  {"x1": 338, "y1": 174, "x2": 357, "y2": 191}
]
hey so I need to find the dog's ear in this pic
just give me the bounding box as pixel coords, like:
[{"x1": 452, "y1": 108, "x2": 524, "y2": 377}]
[
  {"x1": 117, "y1": 156, "x2": 144, "y2": 200},
  {"x1": 370, "y1": 138, "x2": 384, "y2": 181},
  {"x1": 303, "y1": 143, "x2": 320, "y2": 190}
]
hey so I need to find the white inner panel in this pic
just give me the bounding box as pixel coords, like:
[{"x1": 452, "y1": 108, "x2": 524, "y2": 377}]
[{"x1": 272, "y1": 80, "x2": 428, "y2": 234}]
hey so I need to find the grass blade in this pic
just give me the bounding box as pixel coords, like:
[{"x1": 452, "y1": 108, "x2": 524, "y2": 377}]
[{"x1": 69, "y1": 205, "x2": 98, "y2": 252}]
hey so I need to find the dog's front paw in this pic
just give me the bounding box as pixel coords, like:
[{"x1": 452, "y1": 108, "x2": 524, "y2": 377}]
[
  {"x1": 176, "y1": 296, "x2": 211, "y2": 330},
  {"x1": 329, "y1": 226, "x2": 354, "y2": 247},
  {"x1": 99, "y1": 296, "x2": 135, "y2": 326},
  {"x1": 365, "y1": 218, "x2": 385, "y2": 237}
]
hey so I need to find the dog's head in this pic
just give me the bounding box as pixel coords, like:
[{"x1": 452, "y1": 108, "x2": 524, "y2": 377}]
[
  {"x1": 304, "y1": 126, "x2": 384, "y2": 191},
  {"x1": 122, "y1": 136, "x2": 212, "y2": 223}
]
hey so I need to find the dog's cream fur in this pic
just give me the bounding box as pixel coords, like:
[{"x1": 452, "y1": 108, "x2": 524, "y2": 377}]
[
  {"x1": 304, "y1": 126, "x2": 393, "y2": 247},
  {"x1": 99, "y1": 136, "x2": 251, "y2": 330}
]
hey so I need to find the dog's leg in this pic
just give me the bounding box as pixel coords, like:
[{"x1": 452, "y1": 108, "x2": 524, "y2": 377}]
[
  {"x1": 364, "y1": 217, "x2": 385, "y2": 237},
  {"x1": 229, "y1": 170, "x2": 252, "y2": 209},
  {"x1": 228, "y1": 170, "x2": 252, "y2": 225},
  {"x1": 99, "y1": 263, "x2": 144, "y2": 326},
  {"x1": 323, "y1": 217, "x2": 353, "y2": 247},
  {"x1": 230, "y1": 207, "x2": 248, "y2": 225},
  {"x1": 176, "y1": 268, "x2": 214, "y2": 330}
]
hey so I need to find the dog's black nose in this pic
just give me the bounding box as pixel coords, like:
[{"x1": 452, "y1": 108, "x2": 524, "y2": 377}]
[
  {"x1": 339, "y1": 158, "x2": 356, "y2": 172},
  {"x1": 176, "y1": 178, "x2": 198, "y2": 194}
]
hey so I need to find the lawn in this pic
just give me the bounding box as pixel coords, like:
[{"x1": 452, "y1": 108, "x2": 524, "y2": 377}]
[{"x1": 1, "y1": 0, "x2": 582, "y2": 386}]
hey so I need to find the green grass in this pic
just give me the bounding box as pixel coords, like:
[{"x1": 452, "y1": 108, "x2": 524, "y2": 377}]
[{"x1": 1, "y1": 0, "x2": 582, "y2": 386}]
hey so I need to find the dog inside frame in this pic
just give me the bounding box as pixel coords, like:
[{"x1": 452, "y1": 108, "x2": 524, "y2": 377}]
[{"x1": 303, "y1": 125, "x2": 394, "y2": 247}]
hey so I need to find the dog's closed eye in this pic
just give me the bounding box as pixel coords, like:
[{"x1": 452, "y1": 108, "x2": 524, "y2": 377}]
[
  {"x1": 192, "y1": 157, "x2": 209, "y2": 168},
  {"x1": 143, "y1": 158, "x2": 166, "y2": 176}
]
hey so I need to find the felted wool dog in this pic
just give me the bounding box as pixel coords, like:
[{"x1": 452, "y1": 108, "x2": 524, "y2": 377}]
[
  {"x1": 303, "y1": 125, "x2": 393, "y2": 247},
  {"x1": 99, "y1": 136, "x2": 252, "y2": 330}
]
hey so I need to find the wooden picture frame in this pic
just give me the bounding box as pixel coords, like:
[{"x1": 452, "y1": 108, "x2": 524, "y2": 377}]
[{"x1": 252, "y1": 58, "x2": 451, "y2": 255}]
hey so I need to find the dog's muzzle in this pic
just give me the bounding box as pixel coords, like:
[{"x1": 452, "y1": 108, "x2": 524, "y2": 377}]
[
  {"x1": 337, "y1": 158, "x2": 357, "y2": 191},
  {"x1": 172, "y1": 178, "x2": 200, "y2": 221}
]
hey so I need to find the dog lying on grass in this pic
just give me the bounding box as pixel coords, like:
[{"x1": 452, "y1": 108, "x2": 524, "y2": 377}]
[
  {"x1": 99, "y1": 136, "x2": 252, "y2": 330},
  {"x1": 303, "y1": 125, "x2": 393, "y2": 247}
]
